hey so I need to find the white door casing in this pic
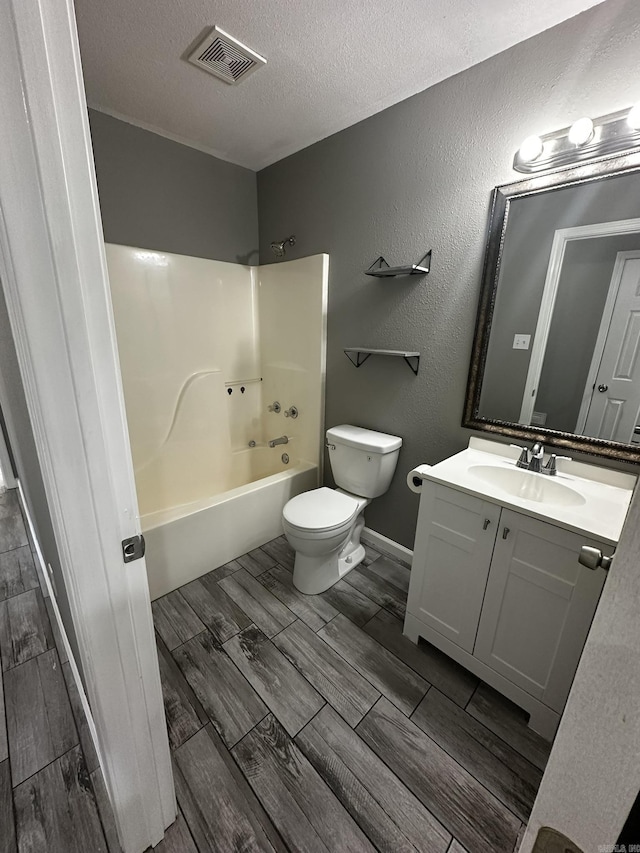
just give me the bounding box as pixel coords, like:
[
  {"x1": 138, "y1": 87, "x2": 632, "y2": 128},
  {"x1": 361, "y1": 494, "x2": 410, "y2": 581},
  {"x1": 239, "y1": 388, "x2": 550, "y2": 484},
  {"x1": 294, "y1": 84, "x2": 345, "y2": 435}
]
[
  {"x1": 0, "y1": 1, "x2": 174, "y2": 851},
  {"x1": 577, "y1": 253, "x2": 640, "y2": 441},
  {"x1": 519, "y1": 219, "x2": 640, "y2": 426}
]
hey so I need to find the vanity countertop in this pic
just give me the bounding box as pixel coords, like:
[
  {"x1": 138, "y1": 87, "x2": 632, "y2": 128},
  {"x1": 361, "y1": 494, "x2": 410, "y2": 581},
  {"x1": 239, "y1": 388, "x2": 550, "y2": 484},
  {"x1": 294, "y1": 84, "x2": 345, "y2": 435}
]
[{"x1": 411, "y1": 437, "x2": 636, "y2": 545}]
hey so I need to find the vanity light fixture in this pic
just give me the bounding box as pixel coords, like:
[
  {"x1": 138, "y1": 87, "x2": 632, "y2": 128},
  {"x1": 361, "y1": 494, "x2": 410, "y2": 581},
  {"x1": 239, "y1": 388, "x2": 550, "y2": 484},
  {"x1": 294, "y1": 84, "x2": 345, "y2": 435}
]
[{"x1": 514, "y1": 106, "x2": 640, "y2": 173}]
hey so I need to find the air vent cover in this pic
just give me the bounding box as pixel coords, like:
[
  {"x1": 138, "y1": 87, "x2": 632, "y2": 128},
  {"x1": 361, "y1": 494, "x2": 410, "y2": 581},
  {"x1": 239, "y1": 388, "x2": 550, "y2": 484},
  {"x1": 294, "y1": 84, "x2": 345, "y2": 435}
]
[{"x1": 188, "y1": 26, "x2": 266, "y2": 85}]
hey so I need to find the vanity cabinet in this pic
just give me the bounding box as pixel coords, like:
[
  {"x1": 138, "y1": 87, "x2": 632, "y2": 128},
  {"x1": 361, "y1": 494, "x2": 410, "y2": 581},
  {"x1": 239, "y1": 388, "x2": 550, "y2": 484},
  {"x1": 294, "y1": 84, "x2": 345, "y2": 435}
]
[{"x1": 405, "y1": 481, "x2": 610, "y2": 736}]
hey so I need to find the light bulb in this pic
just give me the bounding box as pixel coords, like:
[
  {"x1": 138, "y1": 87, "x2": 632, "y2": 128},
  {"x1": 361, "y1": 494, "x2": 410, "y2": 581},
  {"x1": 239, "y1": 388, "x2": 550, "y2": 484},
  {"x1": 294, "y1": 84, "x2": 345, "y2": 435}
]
[
  {"x1": 518, "y1": 135, "x2": 544, "y2": 163},
  {"x1": 628, "y1": 103, "x2": 640, "y2": 130},
  {"x1": 568, "y1": 117, "x2": 594, "y2": 146}
]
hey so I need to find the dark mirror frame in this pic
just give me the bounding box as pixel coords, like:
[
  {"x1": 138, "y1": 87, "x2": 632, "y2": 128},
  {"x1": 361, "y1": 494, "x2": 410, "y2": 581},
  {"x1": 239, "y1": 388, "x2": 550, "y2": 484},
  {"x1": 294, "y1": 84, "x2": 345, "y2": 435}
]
[{"x1": 463, "y1": 150, "x2": 640, "y2": 464}]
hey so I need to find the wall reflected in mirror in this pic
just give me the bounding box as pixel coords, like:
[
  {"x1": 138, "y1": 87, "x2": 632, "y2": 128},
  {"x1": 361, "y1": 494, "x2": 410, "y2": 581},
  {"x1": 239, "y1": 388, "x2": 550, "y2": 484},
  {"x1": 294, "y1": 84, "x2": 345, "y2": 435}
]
[{"x1": 474, "y1": 168, "x2": 640, "y2": 451}]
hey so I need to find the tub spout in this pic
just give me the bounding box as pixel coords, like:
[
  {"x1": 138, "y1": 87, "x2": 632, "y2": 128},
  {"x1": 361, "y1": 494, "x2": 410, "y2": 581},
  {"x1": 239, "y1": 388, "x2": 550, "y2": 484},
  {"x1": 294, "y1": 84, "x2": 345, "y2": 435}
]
[{"x1": 268, "y1": 435, "x2": 289, "y2": 448}]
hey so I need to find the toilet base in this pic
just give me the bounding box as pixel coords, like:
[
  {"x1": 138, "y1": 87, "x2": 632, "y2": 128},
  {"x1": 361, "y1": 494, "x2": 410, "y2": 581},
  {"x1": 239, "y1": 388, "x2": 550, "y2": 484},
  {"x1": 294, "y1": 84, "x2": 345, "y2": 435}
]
[{"x1": 292, "y1": 514, "x2": 366, "y2": 594}]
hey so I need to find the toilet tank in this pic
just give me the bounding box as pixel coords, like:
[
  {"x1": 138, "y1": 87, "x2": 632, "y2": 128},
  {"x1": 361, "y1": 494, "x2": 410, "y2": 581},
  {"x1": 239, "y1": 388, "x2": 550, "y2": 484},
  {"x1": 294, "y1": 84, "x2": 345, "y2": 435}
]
[{"x1": 326, "y1": 425, "x2": 402, "y2": 498}]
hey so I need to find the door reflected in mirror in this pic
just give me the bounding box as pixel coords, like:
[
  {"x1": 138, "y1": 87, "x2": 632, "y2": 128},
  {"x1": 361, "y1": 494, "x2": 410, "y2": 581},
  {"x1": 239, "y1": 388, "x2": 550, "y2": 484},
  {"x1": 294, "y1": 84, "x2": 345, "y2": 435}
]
[{"x1": 465, "y1": 156, "x2": 640, "y2": 462}]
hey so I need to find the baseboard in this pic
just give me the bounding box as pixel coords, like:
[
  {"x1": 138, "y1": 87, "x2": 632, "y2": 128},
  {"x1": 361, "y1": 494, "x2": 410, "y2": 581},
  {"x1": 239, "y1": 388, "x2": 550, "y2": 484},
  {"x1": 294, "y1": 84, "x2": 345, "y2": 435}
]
[
  {"x1": 362, "y1": 527, "x2": 413, "y2": 567},
  {"x1": 16, "y1": 480, "x2": 103, "y2": 768}
]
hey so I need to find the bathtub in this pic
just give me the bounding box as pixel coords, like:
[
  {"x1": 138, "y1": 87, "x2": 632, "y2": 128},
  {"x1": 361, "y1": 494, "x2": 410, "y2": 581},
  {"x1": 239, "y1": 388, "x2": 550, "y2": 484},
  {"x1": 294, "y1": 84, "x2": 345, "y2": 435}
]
[{"x1": 142, "y1": 447, "x2": 318, "y2": 599}]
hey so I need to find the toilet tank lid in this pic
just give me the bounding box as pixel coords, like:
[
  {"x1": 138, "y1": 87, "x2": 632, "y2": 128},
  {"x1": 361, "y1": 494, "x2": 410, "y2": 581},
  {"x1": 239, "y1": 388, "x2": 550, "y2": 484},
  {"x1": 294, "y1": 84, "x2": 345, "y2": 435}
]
[{"x1": 326, "y1": 424, "x2": 402, "y2": 454}]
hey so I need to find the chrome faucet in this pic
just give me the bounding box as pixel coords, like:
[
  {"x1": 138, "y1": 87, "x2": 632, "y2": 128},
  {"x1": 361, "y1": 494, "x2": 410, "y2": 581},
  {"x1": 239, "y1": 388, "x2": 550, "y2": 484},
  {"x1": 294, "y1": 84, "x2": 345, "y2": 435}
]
[
  {"x1": 528, "y1": 442, "x2": 544, "y2": 472},
  {"x1": 268, "y1": 435, "x2": 289, "y2": 448}
]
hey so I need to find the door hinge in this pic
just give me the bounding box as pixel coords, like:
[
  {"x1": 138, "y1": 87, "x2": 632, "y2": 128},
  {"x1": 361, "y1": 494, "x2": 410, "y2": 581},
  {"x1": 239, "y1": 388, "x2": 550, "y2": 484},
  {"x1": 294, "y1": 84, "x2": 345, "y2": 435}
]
[{"x1": 122, "y1": 534, "x2": 145, "y2": 563}]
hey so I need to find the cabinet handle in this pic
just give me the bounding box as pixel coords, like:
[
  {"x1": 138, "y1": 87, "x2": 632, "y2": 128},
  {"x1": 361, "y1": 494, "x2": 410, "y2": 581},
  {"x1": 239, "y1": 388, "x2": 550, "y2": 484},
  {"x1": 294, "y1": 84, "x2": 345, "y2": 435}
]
[
  {"x1": 502, "y1": 527, "x2": 510, "y2": 540},
  {"x1": 483, "y1": 518, "x2": 491, "y2": 530}
]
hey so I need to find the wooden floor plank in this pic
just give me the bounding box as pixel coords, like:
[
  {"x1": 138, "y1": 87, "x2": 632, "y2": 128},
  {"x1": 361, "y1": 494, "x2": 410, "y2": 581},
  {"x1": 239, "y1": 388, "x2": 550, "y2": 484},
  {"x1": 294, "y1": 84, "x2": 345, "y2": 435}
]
[
  {"x1": 363, "y1": 610, "x2": 478, "y2": 708},
  {"x1": 361, "y1": 544, "x2": 381, "y2": 566},
  {"x1": 297, "y1": 704, "x2": 451, "y2": 853},
  {"x1": 448, "y1": 842, "x2": 469, "y2": 853},
  {"x1": 0, "y1": 669, "x2": 6, "y2": 764},
  {"x1": 318, "y1": 614, "x2": 428, "y2": 716},
  {"x1": 62, "y1": 661, "x2": 99, "y2": 774},
  {"x1": 151, "y1": 591, "x2": 206, "y2": 651},
  {"x1": 259, "y1": 537, "x2": 295, "y2": 572},
  {"x1": 156, "y1": 637, "x2": 207, "y2": 751},
  {"x1": 365, "y1": 554, "x2": 410, "y2": 594},
  {"x1": 173, "y1": 631, "x2": 268, "y2": 748},
  {"x1": 0, "y1": 547, "x2": 39, "y2": 603},
  {"x1": 0, "y1": 588, "x2": 53, "y2": 671},
  {"x1": 466, "y1": 683, "x2": 552, "y2": 771},
  {"x1": 0, "y1": 492, "x2": 28, "y2": 555},
  {"x1": 273, "y1": 620, "x2": 379, "y2": 727},
  {"x1": 218, "y1": 569, "x2": 296, "y2": 638},
  {"x1": 233, "y1": 715, "x2": 375, "y2": 853},
  {"x1": 412, "y1": 688, "x2": 541, "y2": 822},
  {"x1": 5, "y1": 649, "x2": 78, "y2": 785},
  {"x1": 0, "y1": 760, "x2": 16, "y2": 853},
  {"x1": 151, "y1": 810, "x2": 198, "y2": 853},
  {"x1": 343, "y1": 566, "x2": 406, "y2": 620},
  {"x1": 259, "y1": 566, "x2": 338, "y2": 632},
  {"x1": 319, "y1": 579, "x2": 380, "y2": 627},
  {"x1": 14, "y1": 745, "x2": 108, "y2": 853},
  {"x1": 357, "y1": 697, "x2": 521, "y2": 853},
  {"x1": 181, "y1": 577, "x2": 251, "y2": 644},
  {"x1": 224, "y1": 626, "x2": 324, "y2": 737},
  {"x1": 236, "y1": 549, "x2": 277, "y2": 577},
  {"x1": 201, "y1": 561, "x2": 243, "y2": 583},
  {"x1": 90, "y1": 768, "x2": 122, "y2": 853},
  {"x1": 174, "y1": 725, "x2": 280, "y2": 853}
]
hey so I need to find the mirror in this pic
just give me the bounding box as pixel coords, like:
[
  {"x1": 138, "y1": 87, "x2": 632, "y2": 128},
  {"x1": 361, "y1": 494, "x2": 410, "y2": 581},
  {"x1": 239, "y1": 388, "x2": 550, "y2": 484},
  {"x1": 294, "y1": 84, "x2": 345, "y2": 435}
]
[{"x1": 464, "y1": 152, "x2": 640, "y2": 463}]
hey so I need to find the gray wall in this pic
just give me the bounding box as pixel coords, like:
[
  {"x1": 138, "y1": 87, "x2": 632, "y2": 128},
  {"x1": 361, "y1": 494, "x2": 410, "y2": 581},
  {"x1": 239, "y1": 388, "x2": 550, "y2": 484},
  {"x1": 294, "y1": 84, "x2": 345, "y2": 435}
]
[
  {"x1": 257, "y1": 0, "x2": 640, "y2": 548},
  {"x1": 0, "y1": 282, "x2": 80, "y2": 666},
  {"x1": 479, "y1": 177, "x2": 640, "y2": 423},
  {"x1": 89, "y1": 109, "x2": 259, "y2": 264}
]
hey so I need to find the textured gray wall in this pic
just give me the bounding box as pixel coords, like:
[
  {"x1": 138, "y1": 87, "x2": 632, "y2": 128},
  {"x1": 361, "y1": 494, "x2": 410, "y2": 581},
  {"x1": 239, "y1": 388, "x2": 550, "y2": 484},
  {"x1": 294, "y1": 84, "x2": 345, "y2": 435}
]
[
  {"x1": 89, "y1": 109, "x2": 259, "y2": 264},
  {"x1": 0, "y1": 282, "x2": 81, "y2": 666},
  {"x1": 257, "y1": 0, "x2": 640, "y2": 548},
  {"x1": 479, "y1": 177, "x2": 640, "y2": 423}
]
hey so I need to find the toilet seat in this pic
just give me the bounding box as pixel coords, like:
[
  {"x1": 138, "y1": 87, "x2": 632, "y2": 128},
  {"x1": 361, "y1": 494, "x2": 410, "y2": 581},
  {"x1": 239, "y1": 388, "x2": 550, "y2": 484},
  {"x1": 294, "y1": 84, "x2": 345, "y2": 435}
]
[{"x1": 283, "y1": 487, "x2": 359, "y2": 533}]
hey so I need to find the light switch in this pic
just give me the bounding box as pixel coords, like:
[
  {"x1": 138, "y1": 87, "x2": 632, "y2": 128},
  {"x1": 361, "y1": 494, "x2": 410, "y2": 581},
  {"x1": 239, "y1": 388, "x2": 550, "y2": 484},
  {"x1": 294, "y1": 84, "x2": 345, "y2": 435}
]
[{"x1": 513, "y1": 334, "x2": 531, "y2": 350}]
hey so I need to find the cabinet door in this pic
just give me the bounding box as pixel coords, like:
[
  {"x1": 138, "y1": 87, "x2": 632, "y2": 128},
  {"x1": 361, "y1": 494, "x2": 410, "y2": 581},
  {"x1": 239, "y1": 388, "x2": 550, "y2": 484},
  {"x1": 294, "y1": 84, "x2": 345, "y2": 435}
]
[
  {"x1": 407, "y1": 483, "x2": 501, "y2": 652},
  {"x1": 474, "y1": 509, "x2": 608, "y2": 712}
]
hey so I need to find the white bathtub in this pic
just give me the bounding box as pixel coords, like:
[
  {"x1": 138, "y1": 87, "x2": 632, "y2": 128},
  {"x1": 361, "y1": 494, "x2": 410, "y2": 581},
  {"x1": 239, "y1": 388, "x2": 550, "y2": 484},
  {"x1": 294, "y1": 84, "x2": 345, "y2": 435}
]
[{"x1": 142, "y1": 448, "x2": 317, "y2": 599}]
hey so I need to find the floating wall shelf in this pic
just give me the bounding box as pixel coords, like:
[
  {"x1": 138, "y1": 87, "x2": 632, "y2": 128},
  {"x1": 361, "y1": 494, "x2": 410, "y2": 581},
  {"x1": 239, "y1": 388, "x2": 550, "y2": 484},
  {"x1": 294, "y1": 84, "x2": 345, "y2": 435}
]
[
  {"x1": 344, "y1": 348, "x2": 420, "y2": 375},
  {"x1": 365, "y1": 250, "x2": 432, "y2": 278}
]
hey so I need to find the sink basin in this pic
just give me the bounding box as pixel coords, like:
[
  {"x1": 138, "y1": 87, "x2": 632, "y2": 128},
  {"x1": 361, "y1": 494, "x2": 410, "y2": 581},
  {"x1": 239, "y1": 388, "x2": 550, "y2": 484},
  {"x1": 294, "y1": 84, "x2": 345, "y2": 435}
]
[{"x1": 468, "y1": 465, "x2": 586, "y2": 507}]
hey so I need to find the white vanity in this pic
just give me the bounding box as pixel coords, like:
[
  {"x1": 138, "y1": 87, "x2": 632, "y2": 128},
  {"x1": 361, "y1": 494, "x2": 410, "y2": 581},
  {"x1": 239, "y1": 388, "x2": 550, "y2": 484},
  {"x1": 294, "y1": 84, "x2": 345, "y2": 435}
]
[{"x1": 404, "y1": 437, "x2": 636, "y2": 740}]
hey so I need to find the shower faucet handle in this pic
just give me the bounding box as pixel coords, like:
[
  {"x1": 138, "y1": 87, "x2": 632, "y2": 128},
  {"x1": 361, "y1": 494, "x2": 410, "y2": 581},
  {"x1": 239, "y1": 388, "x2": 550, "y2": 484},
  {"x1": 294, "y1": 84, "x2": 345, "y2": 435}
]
[
  {"x1": 284, "y1": 406, "x2": 299, "y2": 419},
  {"x1": 268, "y1": 401, "x2": 281, "y2": 413}
]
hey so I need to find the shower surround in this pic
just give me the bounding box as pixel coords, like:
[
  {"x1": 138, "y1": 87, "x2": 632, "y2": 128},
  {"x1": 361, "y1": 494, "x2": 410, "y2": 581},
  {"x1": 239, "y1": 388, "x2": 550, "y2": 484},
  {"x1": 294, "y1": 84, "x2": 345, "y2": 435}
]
[{"x1": 106, "y1": 245, "x2": 328, "y2": 598}]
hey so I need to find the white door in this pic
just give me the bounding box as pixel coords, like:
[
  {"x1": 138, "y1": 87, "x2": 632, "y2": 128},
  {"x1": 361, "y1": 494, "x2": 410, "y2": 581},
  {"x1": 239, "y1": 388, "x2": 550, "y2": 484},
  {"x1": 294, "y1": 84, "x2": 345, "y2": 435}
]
[
  {"x1": 474, "y1": 509, "x2": 608, "y2": 712},
  {"x1": 407, "y1": 482, "x2": 500, "y2": 652},
  {"x1": 579, "y1": 252, "x2": 640, "y2": 442},
  {"x1": 0, "y1": 1, "x2": 174, "y2": 851}
]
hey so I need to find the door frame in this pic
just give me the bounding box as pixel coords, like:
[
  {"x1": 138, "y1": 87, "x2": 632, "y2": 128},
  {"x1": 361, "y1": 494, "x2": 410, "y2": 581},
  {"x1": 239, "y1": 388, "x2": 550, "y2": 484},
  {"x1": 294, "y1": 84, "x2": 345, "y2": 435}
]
[
  {"x1": 519, "y1": 219, "x2": 640, "y2": 425},
  {"x1": 575, "y1": 250, "x2": 640, "y2": 435},
  {"x1": 0, "y1": 2, "x2": 174, "y2": 851}
]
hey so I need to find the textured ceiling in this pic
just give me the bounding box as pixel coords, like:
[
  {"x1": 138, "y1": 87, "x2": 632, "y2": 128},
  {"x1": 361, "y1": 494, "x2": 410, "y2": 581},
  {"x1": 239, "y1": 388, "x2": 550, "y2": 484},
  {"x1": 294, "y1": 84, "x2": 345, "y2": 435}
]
[{"x1": 74, "y1": 0, "x2": 606, "y2": 171}]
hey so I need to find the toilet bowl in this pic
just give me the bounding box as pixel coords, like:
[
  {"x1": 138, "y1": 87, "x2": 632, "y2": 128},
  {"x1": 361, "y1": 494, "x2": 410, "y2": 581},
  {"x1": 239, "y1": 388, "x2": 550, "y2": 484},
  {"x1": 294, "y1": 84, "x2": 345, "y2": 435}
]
[
  {"x1": 283, "y1": 487, "x2": 369, "y2": 594},
  {"x1": 282, "y1": 424, "x2": 402, "y2": 594}
]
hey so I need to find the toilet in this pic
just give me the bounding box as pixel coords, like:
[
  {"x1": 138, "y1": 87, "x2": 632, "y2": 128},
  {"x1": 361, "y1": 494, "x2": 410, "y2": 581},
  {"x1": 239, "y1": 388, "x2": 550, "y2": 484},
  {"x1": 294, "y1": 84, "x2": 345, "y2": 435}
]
[{"x1": 282, "y1": 424, "x2": 402, "y2": 594}]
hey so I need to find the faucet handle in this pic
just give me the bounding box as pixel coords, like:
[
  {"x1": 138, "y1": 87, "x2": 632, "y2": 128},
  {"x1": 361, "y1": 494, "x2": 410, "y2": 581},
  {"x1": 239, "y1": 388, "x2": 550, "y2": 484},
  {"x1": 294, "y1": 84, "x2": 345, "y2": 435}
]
[
  {"x1": 268, "y1": 401, "x2": 281, "y2": 414},
  {"x1": 510, "y1": 444, "x2": 529, "y2": 469},
  {"x1": 542, "y1": 454, "x2": 572, "y2": 476}
]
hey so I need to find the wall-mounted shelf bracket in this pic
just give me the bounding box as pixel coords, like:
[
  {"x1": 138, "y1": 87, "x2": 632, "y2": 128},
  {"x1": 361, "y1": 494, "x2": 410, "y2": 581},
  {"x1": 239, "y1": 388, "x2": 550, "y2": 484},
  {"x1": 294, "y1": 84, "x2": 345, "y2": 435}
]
[
  {"x1": 365, "y1": 250, "x2": 432, "y2": 278},
  {"x1": 344, "y1": 348, "x2": 420, "y2": 375}
]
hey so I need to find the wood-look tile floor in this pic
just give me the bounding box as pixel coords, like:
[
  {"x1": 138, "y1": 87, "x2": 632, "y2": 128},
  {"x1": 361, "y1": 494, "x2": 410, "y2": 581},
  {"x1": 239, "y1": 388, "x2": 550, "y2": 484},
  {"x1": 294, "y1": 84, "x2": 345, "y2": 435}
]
[
  {"x1": 154, "y1": 536, "x2": 552, "y2": 853},
  {"x1": 0, "y1": 488, "x2": 115, "y2": 853}
]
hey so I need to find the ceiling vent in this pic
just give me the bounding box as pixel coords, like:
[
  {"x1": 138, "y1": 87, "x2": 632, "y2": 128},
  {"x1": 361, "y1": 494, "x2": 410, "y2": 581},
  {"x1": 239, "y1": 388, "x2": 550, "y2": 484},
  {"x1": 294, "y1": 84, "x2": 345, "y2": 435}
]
[{"x1": 188, "y1": 26, "x2": 266, "y2": 85}]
